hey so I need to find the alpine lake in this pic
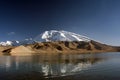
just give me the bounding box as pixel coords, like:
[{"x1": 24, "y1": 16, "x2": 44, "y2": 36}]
[{"x1": 0, "y1": 52, "x2": 120, "y2": 80}]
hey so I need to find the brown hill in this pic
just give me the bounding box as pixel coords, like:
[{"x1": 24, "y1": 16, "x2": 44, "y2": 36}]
[{"x1": 2, "y1": 40, "x2": 120, "y2": 55}]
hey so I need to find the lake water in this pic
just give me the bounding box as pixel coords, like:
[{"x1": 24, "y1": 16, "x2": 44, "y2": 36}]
[{"x1": 0, "y1": 52, "x2": 120, "y2": 80}]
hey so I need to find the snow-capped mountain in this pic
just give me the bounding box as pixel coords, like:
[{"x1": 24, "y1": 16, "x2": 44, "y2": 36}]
[
  {"x1": 34, "y1": 30, "x2": 91, "y2": 42},
  {"x1": 0, "y1": 30, "x2": 91, "y2": 46},
  {"x1": 0, "y1": 38, "x2": 34, "y2": 46},
  {"x1": 0, "y1": 41, "x2": 19, "y2": 46}
]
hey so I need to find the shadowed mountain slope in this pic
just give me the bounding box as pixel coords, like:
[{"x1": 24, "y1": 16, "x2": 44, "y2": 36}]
[{"x1": 2, "y1": 40, "x2": 120, "y2": 55}]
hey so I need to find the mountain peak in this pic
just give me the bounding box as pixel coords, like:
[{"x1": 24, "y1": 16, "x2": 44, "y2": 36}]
[{"x1": 34, "y1": 30, "x2": 91, "y2": 42}]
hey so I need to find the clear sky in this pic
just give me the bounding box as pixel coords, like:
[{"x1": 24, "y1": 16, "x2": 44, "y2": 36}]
[{"x1": 0, "y1": 0, "x2": 120, "y2": 46}]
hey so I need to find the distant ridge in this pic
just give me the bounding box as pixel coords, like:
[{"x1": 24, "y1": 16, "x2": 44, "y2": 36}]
[{"x1": 0, "y1": 30, "x2": 91, "y2": 46}]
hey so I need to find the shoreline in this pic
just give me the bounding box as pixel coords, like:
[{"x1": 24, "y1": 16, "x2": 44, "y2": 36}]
[{"x1": 1, "y1": 50, "x2": 119, "y2": 56}]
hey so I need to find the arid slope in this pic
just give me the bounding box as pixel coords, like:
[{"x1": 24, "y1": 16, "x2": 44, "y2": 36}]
[{"x1": 1, "y1": 40, "x2": 120, "y2": 55}]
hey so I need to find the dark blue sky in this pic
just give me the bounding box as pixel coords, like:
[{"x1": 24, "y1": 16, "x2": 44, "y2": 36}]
[{"x1": 0, "y1": 0, "x2": 120, "y2": 46}]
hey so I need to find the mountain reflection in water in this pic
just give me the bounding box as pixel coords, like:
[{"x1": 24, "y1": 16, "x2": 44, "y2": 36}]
[{"x1": 0, "y1": 53, "x2": 104, "y2": 78}]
